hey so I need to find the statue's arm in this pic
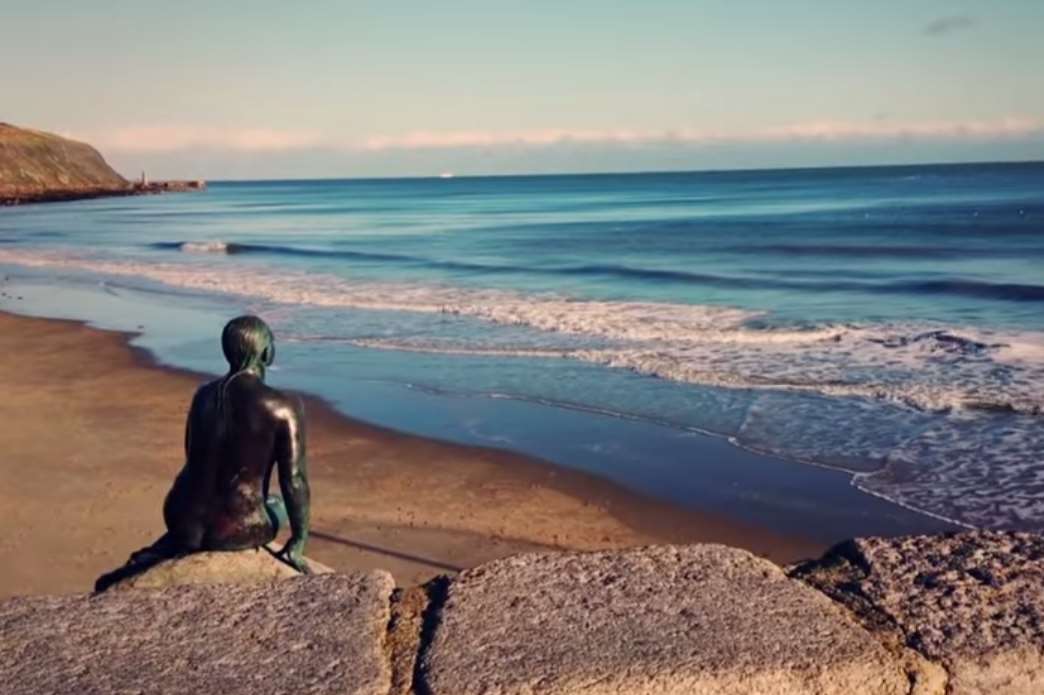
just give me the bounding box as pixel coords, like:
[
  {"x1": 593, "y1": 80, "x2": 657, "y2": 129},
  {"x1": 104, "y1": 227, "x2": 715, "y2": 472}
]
[
  {"x1": 184, "y1": 390, "x2": 198, "y2": 458},
  {"x1": 275, "y1": 397, "x2": 311, "y2": 572}
]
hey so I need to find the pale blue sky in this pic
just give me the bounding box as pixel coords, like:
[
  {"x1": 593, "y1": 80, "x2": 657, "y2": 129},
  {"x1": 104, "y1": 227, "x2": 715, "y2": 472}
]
[{"x1": 3, "y1": 1, "x2": 1043, "y2": 178}]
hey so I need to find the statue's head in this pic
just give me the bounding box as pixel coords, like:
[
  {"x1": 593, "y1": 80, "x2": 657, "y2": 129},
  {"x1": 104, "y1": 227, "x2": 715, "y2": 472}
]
[{"x1": 221, "y1": 315, "x2": 275, "y2": 378}]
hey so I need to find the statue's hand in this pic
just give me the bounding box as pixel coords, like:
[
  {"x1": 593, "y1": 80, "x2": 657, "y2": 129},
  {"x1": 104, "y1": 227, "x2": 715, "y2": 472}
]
[{"x1": 277, "y1": 537, "x2": 312, "y2": 575}]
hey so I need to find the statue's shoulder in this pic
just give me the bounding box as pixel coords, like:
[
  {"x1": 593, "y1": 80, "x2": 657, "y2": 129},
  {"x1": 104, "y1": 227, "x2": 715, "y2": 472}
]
[
  {"x1": 189, "y1": 379, "x2": 221, "y2": 408},
  {"x1": 198, "y1": 378, "x2": 222, "y2": 395},
  {"x1": 260, "y1": 384, "x2": 305, "y2": 422}
]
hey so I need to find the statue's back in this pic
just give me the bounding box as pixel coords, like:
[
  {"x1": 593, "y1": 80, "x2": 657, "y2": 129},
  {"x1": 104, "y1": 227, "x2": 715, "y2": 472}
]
[{"x1": 165, "y1": 374, "x2": 284, "y2": 550}]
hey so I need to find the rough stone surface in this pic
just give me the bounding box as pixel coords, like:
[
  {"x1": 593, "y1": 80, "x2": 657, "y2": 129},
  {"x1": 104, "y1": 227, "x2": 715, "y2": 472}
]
[
  {"x1": 0, "y1": 571, "x2": 394, "y2": 695},
  {"x1": 420, "y1": 544, "x2": 914, "y2": 695},
  {"x1": 792, "y1": 531, "x2": 1044, "y2": 695},
  {"x1": 106, "y1": 546, "x2": 333, "y2": 591}
]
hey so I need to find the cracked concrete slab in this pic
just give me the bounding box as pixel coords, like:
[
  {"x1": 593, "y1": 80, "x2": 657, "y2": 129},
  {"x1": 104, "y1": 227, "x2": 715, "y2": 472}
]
[
  {"x1": 420, "y1": 544, "x2": 914, "y2": 695},
  {"x1": 0, "y1": 572, "x2": 394, "y2": 695}
]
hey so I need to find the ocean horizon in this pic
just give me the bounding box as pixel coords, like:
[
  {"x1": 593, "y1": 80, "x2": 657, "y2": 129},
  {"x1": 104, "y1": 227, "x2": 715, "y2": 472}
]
[
  {"x1": 205, "y1": 157, "x2": 1044, "y2": 183},
  {"x1": 2, "y1": 161, "x2": 1042, "y2": 540}
]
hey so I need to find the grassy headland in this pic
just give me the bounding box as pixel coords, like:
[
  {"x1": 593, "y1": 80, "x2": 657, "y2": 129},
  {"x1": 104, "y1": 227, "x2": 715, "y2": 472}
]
[{"x1": 0, "y1": 123, "x2": 131, "y2": 204}]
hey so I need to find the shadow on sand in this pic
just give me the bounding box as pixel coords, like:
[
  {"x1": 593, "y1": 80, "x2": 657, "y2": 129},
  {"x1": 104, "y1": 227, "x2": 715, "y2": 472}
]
[{"x1": 310, "y1": 530, "x2": 465, "y2": 573}]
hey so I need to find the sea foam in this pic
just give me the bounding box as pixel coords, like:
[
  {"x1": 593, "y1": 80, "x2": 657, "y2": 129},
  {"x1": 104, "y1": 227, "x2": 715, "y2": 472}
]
[{"x1": 3, "y1": 247, "x2": 1041, "y2": 418}]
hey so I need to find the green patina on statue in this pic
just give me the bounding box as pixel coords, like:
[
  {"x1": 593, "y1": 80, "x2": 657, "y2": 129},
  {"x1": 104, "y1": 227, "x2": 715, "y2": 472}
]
[{"x1": 95, "y1": 315, "x2": 311, "y2": 591}]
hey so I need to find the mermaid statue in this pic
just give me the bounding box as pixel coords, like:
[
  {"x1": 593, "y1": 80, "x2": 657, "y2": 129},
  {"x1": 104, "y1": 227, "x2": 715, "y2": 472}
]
[{"x1": 95, "y1": 315, "x2": 311, "y2": 591}]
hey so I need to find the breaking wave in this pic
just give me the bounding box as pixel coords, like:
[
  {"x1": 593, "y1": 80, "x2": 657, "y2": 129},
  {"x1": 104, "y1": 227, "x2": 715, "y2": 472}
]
[
  {"x1": 7, "y1": 248, "x2": 1040, "y2": 417},
  {"x1": 152, "y1": 241, "x2": 232, "y2": 254},
  {"x1": 148, "y1": 241, "x2": 1044, "y2": 302}
]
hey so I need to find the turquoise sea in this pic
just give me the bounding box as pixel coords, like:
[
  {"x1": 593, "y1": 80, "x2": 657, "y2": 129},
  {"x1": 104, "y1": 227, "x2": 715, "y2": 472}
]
[{"x1": 2, "y1": 163, "x2": 1042, "y2": 539}]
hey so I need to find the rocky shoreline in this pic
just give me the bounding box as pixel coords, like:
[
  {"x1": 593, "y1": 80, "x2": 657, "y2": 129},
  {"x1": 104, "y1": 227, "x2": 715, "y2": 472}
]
[
  {"x1": 1, "y1": 122, "x2": 206, "y2": 207},
  {"x1": 1, "y1": 180, "x2": 206, "y2": 206},
  {"x1": 2, "y1": 531, "x2": 1040, "y2": 695},
  {"x1": 1, "y1": 184, "x2": 132, "y2": 206}
]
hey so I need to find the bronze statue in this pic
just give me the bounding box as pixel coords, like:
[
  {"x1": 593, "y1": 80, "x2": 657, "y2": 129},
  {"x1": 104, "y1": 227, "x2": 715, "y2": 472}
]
[{"x1": 95, "y1": 315, "x2": 311, "y2": 591}]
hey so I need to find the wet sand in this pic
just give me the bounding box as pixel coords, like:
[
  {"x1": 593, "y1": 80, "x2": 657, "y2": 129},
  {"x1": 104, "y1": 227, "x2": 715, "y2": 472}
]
[{"x1": 0, "y1": 310, "x2": 823, "y2": 598}]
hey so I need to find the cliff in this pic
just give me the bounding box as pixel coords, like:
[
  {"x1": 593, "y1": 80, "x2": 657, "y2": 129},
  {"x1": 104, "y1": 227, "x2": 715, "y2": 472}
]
[
  {"x1": 0, "y1": 122, "x2": 130, "y2": 204},
  {"x1": 1, "y1": 532, "x2": 1041, "y2": 695}
]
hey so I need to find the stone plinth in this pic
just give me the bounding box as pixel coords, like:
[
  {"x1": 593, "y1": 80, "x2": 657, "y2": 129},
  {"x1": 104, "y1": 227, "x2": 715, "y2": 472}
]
[{"x1": 104, "y1": 546, "x2": 332, "y2": 591}]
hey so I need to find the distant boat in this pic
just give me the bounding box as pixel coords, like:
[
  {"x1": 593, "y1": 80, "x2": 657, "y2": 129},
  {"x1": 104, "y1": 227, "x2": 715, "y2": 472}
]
[{"x1": 439, "y1": 172, "x2": 455, "y2": 179}]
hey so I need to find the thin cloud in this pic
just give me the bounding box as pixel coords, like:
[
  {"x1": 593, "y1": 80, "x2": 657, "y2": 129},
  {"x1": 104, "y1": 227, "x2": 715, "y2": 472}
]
[
  {"x1": 922, "y1": 15, "x2": 976, "y2": 36},
  {"x1": 83, "y1": 117, "x2": 1044, "y2": 154},
  {"x1": 82, "y1": 125, "x2": 324, "y2": 153},
  {"x1": 361, "y1": 118, "x2": 1044, "y2": 151}
]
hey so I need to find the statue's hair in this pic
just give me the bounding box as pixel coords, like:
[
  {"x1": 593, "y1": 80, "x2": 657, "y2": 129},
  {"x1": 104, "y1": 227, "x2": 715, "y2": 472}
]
[
  {"x1": 221, "y1": 315, "x2": 275, "y2": 376},
  {"x1": 216, "y1": 315, "x2": 275, "y2": 426}
]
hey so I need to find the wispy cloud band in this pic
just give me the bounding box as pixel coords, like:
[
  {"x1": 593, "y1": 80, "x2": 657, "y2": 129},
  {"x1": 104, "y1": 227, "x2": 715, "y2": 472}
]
[
  {"x1": 923, "y1": 15, "x2": 977, "y2": 36},
  {"x1": 80, "y1": 116, "x2": 1044, "y2": 154},
  {"x1": 82, "y1": 125, "x2": 324, "y2": 152},
  {"x1": 361, "y1": 118, "x2": 1044, "y2": 150}
]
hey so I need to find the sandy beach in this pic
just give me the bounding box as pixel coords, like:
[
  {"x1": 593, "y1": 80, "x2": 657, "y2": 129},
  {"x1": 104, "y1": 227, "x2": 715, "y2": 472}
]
[{"x1": 0, "y1": 310, "x2": 822, "y2": 597}]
